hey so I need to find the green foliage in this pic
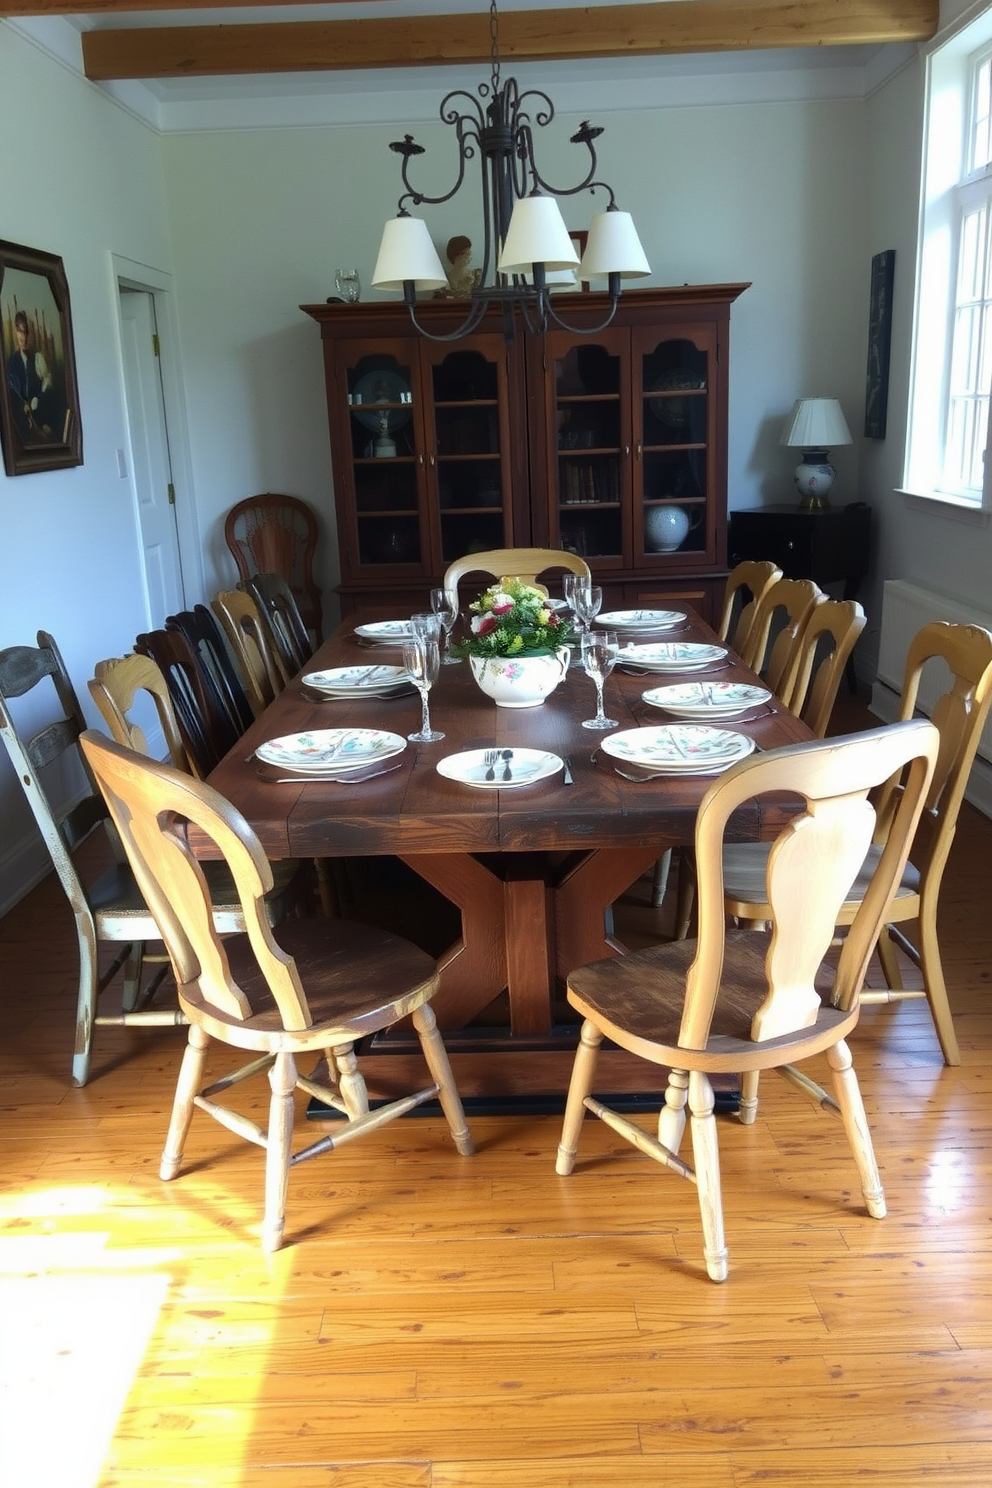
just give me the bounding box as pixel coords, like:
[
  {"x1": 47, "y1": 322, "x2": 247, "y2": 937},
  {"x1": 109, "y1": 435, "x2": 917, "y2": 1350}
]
[{"x1": 450, "y1": 576, "x2": 578, "y2": 658}]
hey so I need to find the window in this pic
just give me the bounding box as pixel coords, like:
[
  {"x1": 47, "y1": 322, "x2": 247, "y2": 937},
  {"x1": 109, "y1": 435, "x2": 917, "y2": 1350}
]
[{"x1": 906, "y1": 9, "x2": 992, "y2": 509}]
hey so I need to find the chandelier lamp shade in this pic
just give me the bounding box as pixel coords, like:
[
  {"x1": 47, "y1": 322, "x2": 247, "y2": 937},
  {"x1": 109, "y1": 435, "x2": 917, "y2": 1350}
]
[
  {"x1": 370, "y1": 0, "x2": 650, "y2": 342},
  {"x1": 780, "y1": 396, "x2": 854, "y2": 509}
]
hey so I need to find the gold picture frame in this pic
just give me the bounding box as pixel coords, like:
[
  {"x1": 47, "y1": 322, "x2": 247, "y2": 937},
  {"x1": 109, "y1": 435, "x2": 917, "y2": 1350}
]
[{"x1": 0, "y1": 239, "x2": 83, "y2": 476}]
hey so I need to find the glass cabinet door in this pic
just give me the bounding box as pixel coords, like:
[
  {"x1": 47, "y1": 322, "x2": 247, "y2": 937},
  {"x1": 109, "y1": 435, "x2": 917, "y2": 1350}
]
[
  {"x1": 342, "y1": 347, "x2": 425, "y2": 571},
  {"x1": 422, "y1": 340, "x2": 513, "y2": 565},
  {"x1": 635, "y1": 326, "x2": 715, "y2": 564},
  {"x1": 547, "y1": 331, "x2": 629, "y2": 565}
]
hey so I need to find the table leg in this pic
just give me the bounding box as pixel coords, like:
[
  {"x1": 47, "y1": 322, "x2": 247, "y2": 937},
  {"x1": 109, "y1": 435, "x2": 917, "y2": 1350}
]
[
  {"x1": 554, "y1": 845, "x2": 665, "y2": 975},
  {"x1": 398, "y1": 853, "x2": 507, "y2": 1028}
]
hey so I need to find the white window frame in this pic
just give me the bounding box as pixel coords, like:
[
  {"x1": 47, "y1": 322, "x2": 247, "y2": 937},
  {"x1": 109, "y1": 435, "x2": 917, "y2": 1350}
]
[{"x1": 904, "y1": 3, "x2": 992, "y2": 511}]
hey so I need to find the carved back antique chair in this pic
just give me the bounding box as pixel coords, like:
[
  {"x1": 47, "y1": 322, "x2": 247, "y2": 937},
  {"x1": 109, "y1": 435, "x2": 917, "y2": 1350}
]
[
  {"x1": 720, "y1": 622, "x2": 992, "y2": 1067},
  {"x1": 241, "y1": 572, "x2": 314, "y2": 682},
  {"x1": 134, "y1": 627, "x2": 241, "y2": 778},
  {"x1": 165, "y1": 605, "x2": 255, "y2": 737},
  {"x1": 739, "y1": 576, "x2": 824, "y2": 692},
  {"x1": 555, "y1": 721, "x2": 938, "y2": 1281},
  {"x1": 211, "y1": 588, "x2": 285, "y2": 716},
  {"x1": 0, "y1": 633, "x2": 185, "y2": 1086},
  {"x1": 88, "y1": 652, "x2": 189, "y2": 771},
  {"x1": 80, "y1": 730, "x2": 474, "y2": 1252},
  {"x1": 443, "y1": 548, "x2": 591, "y2": 614},
  {"x1": 717, "y1": 559, "x2": 783, "y2": 659},
  {"x1": 225, "y1": 493, "x2": 322, "y2": 639}
]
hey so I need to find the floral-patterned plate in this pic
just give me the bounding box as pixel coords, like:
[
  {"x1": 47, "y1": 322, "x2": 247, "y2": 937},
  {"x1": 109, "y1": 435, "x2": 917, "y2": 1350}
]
[
  {"x1": 618, "y1": 641, "x2": 727, "y2": 672},
  {"x1": 641, "y1": 681, "x2": 771, "y2": 718},
  {"x1": 256, "y1": 728, "x2": 406, "y2": 773},
  {"x1": 601, "y1": 725, "x2": 755, "y2": 773},
  {"x1": 353, "y1": 620, "x2": 415, "y2": 642},
  {"x1": 596, "y1": 609, "x2": 684, "y2": 631},
  {"x1": 302, "y1": 665, "x2": 410, "y2": 694}
]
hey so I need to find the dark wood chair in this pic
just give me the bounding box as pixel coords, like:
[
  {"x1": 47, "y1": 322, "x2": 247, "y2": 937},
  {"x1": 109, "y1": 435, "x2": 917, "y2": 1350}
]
[
  {"x1": 80, "y1": 729, "x2": 474, "y2": 1251},
  {"x1": 134, "y1": 627, "x2": 240, "y2": 777},
  {"x1": 240, "y1": 571, "x2": 314, "y2": 680},
  {"x1": 165, "y1": 604, "x2": 255, "y2": 737},
  {"x1": 225, "y1": 493, "x2": 322, "y2": 640}
]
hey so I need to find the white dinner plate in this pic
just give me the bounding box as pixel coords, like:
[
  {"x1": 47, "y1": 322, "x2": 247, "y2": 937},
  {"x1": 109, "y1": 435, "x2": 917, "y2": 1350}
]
[
  {"x1": 618, "y1": 641, "x2": 727, "y2": 672},
  {"x1": 436, "y1": 748, "x2": 563, "y2": 790},
  {"x1": 641, "y1": 681, "x2": 771, "y2": 718},
  {"x1": 601, "y1": 725, "x2": 755, "y2": 773},
  {"x1": 353, "y1": 620, "x2": 415, "y2": 642},
  {"x1": 256, "y1": 728, "x2": 407, "y2": 773},
  {"x1": 302, "y1": 665, "x2": 410, "y2": 694},
  {"x1": 596, "y1": 608, "x2": 684, "y2": 631}
]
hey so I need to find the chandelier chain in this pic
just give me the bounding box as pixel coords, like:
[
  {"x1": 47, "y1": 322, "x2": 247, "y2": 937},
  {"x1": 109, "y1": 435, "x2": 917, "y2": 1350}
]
[{"x1": 490, "y1": 0, "x2": 500, "y2": 95}]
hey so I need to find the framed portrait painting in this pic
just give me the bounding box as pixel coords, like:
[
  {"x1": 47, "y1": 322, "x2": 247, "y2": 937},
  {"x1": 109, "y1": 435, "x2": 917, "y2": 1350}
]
[{"x1": 0, "y1": 239, "x2": 83, "y2": 476}]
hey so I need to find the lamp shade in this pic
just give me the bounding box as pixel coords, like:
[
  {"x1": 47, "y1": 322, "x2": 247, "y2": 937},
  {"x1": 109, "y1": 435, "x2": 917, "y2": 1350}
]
[
  {"x1": 780, "y1": 397, "x2": 853, "y2": 450},
  {"x1": 497, "y1": 195, "x2": 580, "y2": 276},
  {"x1": 579, "y1": 209, "x2": 651, "y2": 280},
  {"x1": 371, "y1": 216, "x2": 449, "y2": 291}
]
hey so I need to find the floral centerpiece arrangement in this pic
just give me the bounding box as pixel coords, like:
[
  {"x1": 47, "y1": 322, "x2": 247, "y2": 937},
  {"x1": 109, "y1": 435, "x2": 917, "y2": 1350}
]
[{"x1": 451, "y1": 577, "x2": 579, "y2": 659}]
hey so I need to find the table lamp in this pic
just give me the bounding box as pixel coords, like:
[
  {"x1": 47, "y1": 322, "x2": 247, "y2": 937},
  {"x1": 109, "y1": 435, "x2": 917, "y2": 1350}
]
[{"x1": 780, "y1": 397, "x2": 853, "y2": 509}]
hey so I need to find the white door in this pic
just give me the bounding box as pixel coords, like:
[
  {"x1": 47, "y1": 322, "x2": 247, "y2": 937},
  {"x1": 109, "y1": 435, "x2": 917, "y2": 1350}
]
[{"x1": 119, "y1": 288, "x2": 185, "y2": 622}]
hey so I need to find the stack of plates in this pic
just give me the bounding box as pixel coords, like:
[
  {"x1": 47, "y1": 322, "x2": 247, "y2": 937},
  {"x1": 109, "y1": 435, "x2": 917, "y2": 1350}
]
[
  {"x1": 256, "y1": 728, "x2": 406, "y2": 774},
  {"x1": 353, "y1": 620, "x2": 415, "y2": 644},
  {"x1": 302, "y1": 665, "x2": 413, "y2": 699},
  {"x1": 602, "y1": 725, "x2": 755, "y2": 775},
  {"x1": 641, "y1": 681, "x2": 771, "y2": 718},
  {"x1": 596, "y1": 608, "x2": 684, "y2": 632},
  {"x1": 618, "y1": 641, "x2": 727, "y2": 673}
]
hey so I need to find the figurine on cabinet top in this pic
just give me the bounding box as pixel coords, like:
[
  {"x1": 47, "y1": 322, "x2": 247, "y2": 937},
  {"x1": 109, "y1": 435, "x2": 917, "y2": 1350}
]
[{"x1": 433, "y1": 235, "x2": 482, "y2": 299}]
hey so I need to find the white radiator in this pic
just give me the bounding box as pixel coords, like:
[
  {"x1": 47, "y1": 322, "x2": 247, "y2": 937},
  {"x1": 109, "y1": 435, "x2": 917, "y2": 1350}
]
[{"x1": 876, "y1": 579, "x2": 992, "y2": 764}]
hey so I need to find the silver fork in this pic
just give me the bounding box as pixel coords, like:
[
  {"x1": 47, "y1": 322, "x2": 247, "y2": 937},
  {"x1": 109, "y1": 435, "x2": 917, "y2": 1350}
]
[{"x1": 483, "y1": 748, "x2": 499, "y2": 781}]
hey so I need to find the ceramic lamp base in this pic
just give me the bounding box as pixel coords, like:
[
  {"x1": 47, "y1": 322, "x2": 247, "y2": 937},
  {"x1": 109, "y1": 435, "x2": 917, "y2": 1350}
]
[{"x1": 794, "y1": 449, "x2": 835, "y2": 510}]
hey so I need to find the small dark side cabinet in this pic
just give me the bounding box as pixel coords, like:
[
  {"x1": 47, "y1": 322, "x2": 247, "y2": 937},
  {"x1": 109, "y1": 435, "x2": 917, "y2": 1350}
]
[{"x1": 728, "y1": 502, "x2": 871, "y2": 600}]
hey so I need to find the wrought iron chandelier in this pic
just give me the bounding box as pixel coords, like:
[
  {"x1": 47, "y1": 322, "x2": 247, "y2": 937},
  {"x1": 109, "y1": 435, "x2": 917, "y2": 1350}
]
[{"x1": 370, "y1": 0, "x2": 650, "y2": 341}]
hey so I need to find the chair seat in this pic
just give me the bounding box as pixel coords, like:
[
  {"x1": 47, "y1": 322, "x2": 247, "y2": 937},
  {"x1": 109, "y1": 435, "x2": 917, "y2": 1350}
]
[
  {"x1": 567, "y1": 931, "x2": 857, "y2": 1074},
  {"x1": 91, "y1": 857, "x2": 301, "y2": 939},
  {"x1": 722, "y1": 841, "x2": 921, "y2": 913},
  {"x1": 178, "y1": 917, "x2": 439, "y2": 1051}
]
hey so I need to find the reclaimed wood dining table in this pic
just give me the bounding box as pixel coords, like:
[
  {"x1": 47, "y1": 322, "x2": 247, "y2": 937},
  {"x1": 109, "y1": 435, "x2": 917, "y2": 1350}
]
[{"x1": 202, "y1": 607, "x2": 813, "y2": 1104}]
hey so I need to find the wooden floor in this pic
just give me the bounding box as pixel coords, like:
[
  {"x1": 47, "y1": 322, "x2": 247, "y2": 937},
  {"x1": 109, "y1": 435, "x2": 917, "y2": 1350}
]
[{"x1": 2, "y1": 728, "x2": 992, "y2": 1485}]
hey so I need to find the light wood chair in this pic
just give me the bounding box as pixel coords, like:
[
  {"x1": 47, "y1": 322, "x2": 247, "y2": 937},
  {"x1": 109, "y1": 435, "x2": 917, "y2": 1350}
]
[
  {"x1": 212, "y1": 588, "x2": 285, "y2": 715},
  {"x1": 241, "y1": 571, "x2": 313, "y2": 680},
  {"x1": 722, "y1": 621, "x2": 992, "y2": 1067},
  {"x1": 80, "y1": 729, "x2": 475, "y2": 1252},
  {"x1": 0, "y1": 633, "x2": 187, "y2": 1086},
  {"x1": 740, "y1": 576, "x2": 824, "y2": 691},
  {"x1": 717, "y1": 559, "x2": 782, "y2": 658},
  {"x1": 443, "y1": 548, "x2": 591, "y2": 613},
  {"x1": 225, "y1": 492, "x2": 322, "y2": 640},
  {"x1": 555, "y1": 719, "x2": 939, "y2": 1281}
]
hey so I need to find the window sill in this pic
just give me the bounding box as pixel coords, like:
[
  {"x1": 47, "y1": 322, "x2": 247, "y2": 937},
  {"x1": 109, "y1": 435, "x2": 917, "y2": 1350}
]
[{"x1": 898, "y1": 489, "x2": 992, "y2": 525}]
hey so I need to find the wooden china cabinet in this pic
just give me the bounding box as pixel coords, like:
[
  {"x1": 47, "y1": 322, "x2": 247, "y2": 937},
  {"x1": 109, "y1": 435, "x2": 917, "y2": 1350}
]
[{"x1": 303, "y1": 283, "x2": 748, "y2": 625}]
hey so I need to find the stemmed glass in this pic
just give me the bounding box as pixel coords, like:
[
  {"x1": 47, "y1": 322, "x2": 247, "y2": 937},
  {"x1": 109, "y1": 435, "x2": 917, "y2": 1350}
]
[
  {"x1": 430, "y1": 587, "x2": 460, "y2": 663},
  {"x1": 403, "y1": 634, "x2": 444, "y2": 743},
  {"x1": 335, "y1": 268, "x2": 361, "y2": 303},
  {"x1": 410, "y1": 611, "x2": 442, "y2": 644},
  {"x1": 580, "y1": 630, "x2": 619, "y2": 730},
  {"x1": 572, "y1": 583, "x2": 603, "y2": 637}
]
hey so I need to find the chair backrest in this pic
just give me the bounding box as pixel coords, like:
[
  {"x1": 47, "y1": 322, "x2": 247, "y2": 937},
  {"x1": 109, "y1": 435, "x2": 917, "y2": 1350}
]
[
  {"x1": 718, "y1": 560, "x2": 783, "y2": 655},
  {"x1": 0, "y1": 631, "x2": 120, "y2": 912},
  {"x1": 212, "y1": 588, "x2": 284, "y2": 715},
  {"x1": 686, "y1": 719, "x2": 939, "y2": 1050},
  {"x1": 777, "y1": 598, "x2": 867, "y2": 737},
  {"x1": 224, "y1": 493, "x2": 322, "y2": 638},
  {"x1": 165, "y1": 605, "x2": 255, "y2": 736},
  {"x1": 241, "y1": 572, "x2": 313, "y2": 679},
  {"x1": 134, "y1": 628, "x2": 240, "y2": 778},
  {"x1": 742, "y1": 576, "x2": 824, "y2": 694},
  {"x1": 443, "y1": 548, "x2": 591, "y2": 612},
  {"x1": 80, "y1": 730, "x2": 312, "y2": 1031},
  {"x1": 89, "y1": 653, "x2": 189, "y2": 771},
  {"x1": 873, "y1": 621, "x2": 992, "y2": 890}
]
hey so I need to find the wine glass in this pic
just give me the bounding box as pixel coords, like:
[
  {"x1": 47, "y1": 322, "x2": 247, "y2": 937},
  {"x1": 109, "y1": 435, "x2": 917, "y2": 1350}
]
[
  {"x1": 430, "y1": 587, "x2": 460, "y2": 663},
  {"x1": 562, "y1": 572, "x2": 587, "y2": 615},
  {"x1": 335, "y1": 268, "x2": 361, "y2": 303},
  {"x1": 410, "y1": 611, "x2": 442, "y2": 643},
  {"x1": 403, "y1": 635, "x2": 444, "y2": 743},
  {"x1": 572, "y1": 583, "x2": 603, "y2": 637},
  {"x1": 580, "y1": 630, "x2": 619, "y2": 730}
]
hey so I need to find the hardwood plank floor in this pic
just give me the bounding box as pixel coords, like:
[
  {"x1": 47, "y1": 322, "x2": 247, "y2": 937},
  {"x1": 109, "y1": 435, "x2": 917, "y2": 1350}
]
[{"x1": 2, "y1": 709, "x2": 991, "y2": 1486}]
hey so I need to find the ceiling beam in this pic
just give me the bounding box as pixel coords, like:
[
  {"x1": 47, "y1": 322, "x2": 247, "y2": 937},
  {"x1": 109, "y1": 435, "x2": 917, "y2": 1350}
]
[{"x1": 79, "y1": 0, "x2": 939, "y2": 82}]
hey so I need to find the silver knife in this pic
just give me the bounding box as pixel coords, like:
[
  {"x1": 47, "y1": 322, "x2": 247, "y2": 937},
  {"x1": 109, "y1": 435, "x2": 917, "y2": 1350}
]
[{"x1": 562, "y1": 755, "x2": 574, "y2": 785}]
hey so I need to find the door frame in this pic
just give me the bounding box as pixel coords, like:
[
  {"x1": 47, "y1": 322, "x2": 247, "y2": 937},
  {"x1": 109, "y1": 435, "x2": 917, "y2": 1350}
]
[{"x1": 109, "y1": 252, "x2": 203, "y2": 617}]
